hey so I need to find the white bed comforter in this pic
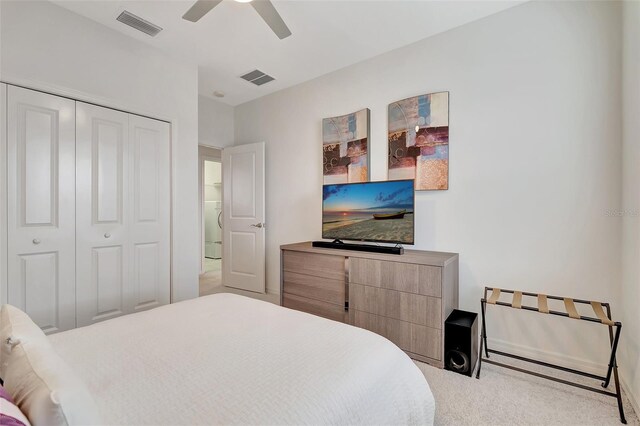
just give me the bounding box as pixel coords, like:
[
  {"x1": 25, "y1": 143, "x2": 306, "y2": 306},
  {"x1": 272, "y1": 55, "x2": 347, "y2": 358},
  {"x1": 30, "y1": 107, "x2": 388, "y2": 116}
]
[{"x1": 49, "y1": 293, "x2": 434, "y2": 425}]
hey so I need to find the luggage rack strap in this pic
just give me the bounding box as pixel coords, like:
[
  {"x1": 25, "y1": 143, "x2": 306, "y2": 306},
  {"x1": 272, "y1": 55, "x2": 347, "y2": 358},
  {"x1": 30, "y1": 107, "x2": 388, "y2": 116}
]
[
  {"x1": 538, "y1": 294, "x2": 549, "y2": 314},
  {"x1": 564, "y1": 298, "x2": 580, "y2": 319},
  {"x1": 487, "y1": 288, "x2": 501, "y2": 304},
  {"x1": 512, "y1": 291, "x2": 523, "y2": 309},
  {"x1": 591, "y1": 301, "x2": 615, "y2": 326}
]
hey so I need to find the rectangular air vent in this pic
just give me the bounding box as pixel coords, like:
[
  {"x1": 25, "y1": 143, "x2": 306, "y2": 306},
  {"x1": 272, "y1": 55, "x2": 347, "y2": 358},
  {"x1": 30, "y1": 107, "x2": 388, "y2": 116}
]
[
  {"x1": 240, "y1": 70, "x2": 275, "y2": 86},
  {"x1": 117, "y1": 11, "x2": 163, "y2": 37}
]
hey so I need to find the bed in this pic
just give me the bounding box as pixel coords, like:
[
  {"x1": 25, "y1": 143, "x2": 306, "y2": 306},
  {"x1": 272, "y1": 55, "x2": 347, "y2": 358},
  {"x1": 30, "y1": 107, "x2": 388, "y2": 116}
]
[{"x1": 25, "y1": 293, "x2": 435, "y2": 425}]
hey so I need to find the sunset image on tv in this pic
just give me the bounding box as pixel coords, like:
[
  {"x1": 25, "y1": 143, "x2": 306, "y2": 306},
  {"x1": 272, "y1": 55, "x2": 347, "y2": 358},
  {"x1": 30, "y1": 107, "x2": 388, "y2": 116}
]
[{"x1": 322, "y1": 180, "x2": 414, "y2": 244}]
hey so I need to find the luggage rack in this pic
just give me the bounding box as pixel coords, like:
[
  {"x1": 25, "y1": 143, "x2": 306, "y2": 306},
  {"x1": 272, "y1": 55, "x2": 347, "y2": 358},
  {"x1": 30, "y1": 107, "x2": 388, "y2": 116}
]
[{"x1": 476, "y1": 287, "x2": 626, "y2": 424}]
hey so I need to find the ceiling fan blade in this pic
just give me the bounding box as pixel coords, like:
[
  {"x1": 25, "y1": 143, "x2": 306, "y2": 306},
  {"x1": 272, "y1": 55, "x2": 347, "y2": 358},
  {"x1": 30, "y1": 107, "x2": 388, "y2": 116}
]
[
  {"x1": 182, "y1": 0, "x2": 223, "y2": 22},
  {"x1": 250, "y1": 0, "x2": 292, "y2": 39}
]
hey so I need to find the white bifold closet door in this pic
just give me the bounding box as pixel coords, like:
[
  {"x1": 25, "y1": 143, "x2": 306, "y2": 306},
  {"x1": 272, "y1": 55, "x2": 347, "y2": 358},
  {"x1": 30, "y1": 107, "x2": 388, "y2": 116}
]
[
  {"x1": 6, "y1": 86, "x2": 77, "y2": 334},
  {"x1": 1, "y1": 84, "x2": 7, "y2": 306},
  {"x1": 75, "y1": 103, "x2": 130, "y2": 326},
  {"x1": 76, "y1": 103, "x2": 170, "y2": 327}
]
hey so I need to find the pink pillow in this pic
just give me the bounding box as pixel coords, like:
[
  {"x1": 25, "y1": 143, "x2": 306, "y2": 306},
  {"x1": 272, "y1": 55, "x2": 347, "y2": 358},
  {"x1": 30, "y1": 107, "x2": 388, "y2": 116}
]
[{"x1": 0, "y1": 385, "x2": 31, "y2": 426}]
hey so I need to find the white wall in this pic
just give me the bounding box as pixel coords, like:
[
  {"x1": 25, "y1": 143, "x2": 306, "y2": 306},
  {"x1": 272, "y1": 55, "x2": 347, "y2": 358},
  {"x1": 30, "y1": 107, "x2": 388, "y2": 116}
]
[
  {"x1": 199, "y1": 95, "x2": 234, "y2": 148},
  {"x1": 235, "y1": 0, "x2": 623, "y2": 368},
  {"x1": 621, "y1": 0, "x2": 640, "y2": 414},
  {"x1": 0, "y1": 0, "x2": 200, "y2": 302}
]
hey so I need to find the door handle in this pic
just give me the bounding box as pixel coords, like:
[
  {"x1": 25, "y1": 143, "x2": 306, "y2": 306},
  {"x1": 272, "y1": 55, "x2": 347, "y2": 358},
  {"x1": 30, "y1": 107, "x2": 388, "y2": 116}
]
[
  {"x1": 104, "y1": 232, "x2": 111, "y2": 239},
  {"x1": 250, "y1": 223, "x2": 264, "y2": 229}
]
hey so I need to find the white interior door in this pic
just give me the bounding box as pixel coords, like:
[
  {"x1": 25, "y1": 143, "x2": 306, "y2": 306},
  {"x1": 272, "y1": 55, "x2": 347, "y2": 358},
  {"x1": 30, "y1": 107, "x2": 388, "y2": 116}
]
[
  {"x1": 7, "y1": 86, "x2": 76, "y2": 334},
  {"x1": 76, "y1": 102, "x2": 130, "y2": 326},
  {"x1": 129, "y1": 114, "x2": 171, "y2": 311},
  {"x1": 222, "y1": 142, "x2": 265, "y2": 293}
]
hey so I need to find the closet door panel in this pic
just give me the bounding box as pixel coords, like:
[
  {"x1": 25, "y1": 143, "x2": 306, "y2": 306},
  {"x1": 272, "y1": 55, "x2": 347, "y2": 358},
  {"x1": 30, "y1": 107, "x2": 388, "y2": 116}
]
[
  {"x1": 7, "y1": 86, "x2": 76, "y2": 333},
  {"x1": 134, "y1": 242, "x2": 160, "y2": 309},
  {"x1": 1, "y1": 84, "x2": 6, "y2": 305},
  {"x1": 129, "y1": 115, "x2": 170, "y2": 311},
  {"x1": 20, "y1": 252, "x2": 60, "y2": 333},
  {"x1": 76, "y1": 102, "x2": 130, "y2": 326}
]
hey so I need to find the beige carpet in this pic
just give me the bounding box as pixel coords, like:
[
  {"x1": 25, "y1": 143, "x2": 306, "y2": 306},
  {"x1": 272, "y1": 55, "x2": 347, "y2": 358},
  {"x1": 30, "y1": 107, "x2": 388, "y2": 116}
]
[
  {"x1": 199, "y1": 258, "x2": 222, "y2": 296},
  {"x1": 416, "y1": 355, "x2": 639, "y2": 425}
]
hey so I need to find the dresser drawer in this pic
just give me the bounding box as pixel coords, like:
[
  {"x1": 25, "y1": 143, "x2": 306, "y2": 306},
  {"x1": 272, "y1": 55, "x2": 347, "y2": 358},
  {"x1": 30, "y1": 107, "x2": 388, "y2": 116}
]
[
  {"x1": 283, "y1": 271, "x2": 345, "y2": 306},
  {"x1": 283, "y1": 250, "x2": 345, "y2": 280},
  {"x1": 350, "y1": 258, "x2": 441, "y2": 297},
  {"x1": 351, "y1": 310, "x2": 441, "y2": 360},
  {"x1": 350, "y1": 283, "x2": 441, "y2": 329},
  {"x1": 283, "y1": 293, "x2": 347, "y2": 323}
]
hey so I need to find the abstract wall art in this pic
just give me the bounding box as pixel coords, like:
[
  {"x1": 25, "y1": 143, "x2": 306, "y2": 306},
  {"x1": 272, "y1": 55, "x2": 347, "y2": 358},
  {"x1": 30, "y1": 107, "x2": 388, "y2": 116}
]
[
  {"x1": 388, "y1": 92, "x2": 449, "y2": 190},
  {"x1": 322, "y1": 108, "x2": 370, "y2": 184}
]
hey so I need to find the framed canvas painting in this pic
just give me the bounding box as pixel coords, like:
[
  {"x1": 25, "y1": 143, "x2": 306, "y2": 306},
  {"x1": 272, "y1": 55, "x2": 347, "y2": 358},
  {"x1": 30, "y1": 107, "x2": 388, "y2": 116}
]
[
  {"x1": 322, "y1": 108, "x2": 370, "y2": 184},
  {"x1": 388, "y1": 92, "x2": 449, "y2": 190}
]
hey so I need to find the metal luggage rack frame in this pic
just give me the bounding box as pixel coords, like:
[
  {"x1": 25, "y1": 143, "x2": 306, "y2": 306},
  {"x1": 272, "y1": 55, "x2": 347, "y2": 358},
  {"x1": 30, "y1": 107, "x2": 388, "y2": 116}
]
[{"x1": 476, "y1": 286, "x2": 626, "y2": 424}]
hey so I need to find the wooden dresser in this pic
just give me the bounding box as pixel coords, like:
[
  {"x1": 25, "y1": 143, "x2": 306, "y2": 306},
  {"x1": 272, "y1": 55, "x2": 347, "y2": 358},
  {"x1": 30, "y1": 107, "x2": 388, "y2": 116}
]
[{"x1": 280, "y1": 242, "x2": 459, "y2": 368}]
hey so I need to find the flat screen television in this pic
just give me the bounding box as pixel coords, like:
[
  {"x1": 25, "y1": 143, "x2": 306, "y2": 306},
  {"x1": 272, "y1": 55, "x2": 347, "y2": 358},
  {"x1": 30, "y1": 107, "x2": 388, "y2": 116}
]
[{"x1": 322, "y1": 180, "x2": 414, "y2": 245}]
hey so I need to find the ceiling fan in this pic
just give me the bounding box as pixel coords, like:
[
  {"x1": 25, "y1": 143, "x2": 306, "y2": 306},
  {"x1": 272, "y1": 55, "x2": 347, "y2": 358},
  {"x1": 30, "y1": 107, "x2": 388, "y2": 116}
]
[{"x1": 182, "y1": 0, "x2": 292, "y2": 40}]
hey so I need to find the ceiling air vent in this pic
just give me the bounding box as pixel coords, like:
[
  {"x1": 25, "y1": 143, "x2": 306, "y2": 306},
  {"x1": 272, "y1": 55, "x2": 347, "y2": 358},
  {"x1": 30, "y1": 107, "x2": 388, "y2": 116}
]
[
  {"x1": 240, "y1": 70, "x2": 275, "y2": 86},
  {"x1": 117, "y1": 11, "x2": 163, "y2": 37}
]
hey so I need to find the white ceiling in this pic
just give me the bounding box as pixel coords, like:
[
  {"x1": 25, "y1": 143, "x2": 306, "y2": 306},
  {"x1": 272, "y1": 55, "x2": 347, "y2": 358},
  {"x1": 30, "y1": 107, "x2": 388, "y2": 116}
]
[{"x1": 52, "y1": 0, "x2": 522, "y2": 106}]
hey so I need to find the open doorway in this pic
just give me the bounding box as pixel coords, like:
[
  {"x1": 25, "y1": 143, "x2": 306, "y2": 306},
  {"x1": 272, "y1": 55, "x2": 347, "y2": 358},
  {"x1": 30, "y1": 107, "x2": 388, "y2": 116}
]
[{"x1": 199, "y1": 145, "x2": 223, "y2": 296}]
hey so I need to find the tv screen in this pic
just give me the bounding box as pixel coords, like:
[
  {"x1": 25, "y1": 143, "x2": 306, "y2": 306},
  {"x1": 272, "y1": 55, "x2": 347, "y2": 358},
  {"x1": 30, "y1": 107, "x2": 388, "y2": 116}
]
[{"x1": 322, "y1": 180, "x2": 414, "y2": 244}]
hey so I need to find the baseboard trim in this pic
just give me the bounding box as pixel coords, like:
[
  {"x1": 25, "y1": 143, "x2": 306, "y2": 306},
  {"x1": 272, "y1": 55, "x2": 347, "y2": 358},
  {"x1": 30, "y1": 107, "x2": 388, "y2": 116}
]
[
  {"x1": 621, "y1": 377, "x2": 640, "y2": 419},
  {"x1": 486, "y1": 337, "x2": 608, "y2": 376}
]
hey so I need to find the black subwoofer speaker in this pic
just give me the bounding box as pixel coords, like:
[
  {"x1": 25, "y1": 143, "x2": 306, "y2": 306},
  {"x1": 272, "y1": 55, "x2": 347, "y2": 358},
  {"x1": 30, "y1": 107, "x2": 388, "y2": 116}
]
[{"x1": 444, "y1": 309, "x2": 478, "y2": 377}]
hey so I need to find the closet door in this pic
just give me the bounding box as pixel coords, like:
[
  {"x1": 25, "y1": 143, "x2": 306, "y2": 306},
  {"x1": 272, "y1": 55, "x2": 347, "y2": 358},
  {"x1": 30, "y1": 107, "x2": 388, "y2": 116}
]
[
  {"x1": 7, "y1": 86, "x2": 76, "y2": 334},
  {"x1": 76, "y1": 102, "x2": 130, "y2": 326},
  {"x1": 129, "y1": 114, "x2": 170, "y2": 312},
  {"x1": 1, "y1": 84, "x2": 6, "y2": 305}
]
